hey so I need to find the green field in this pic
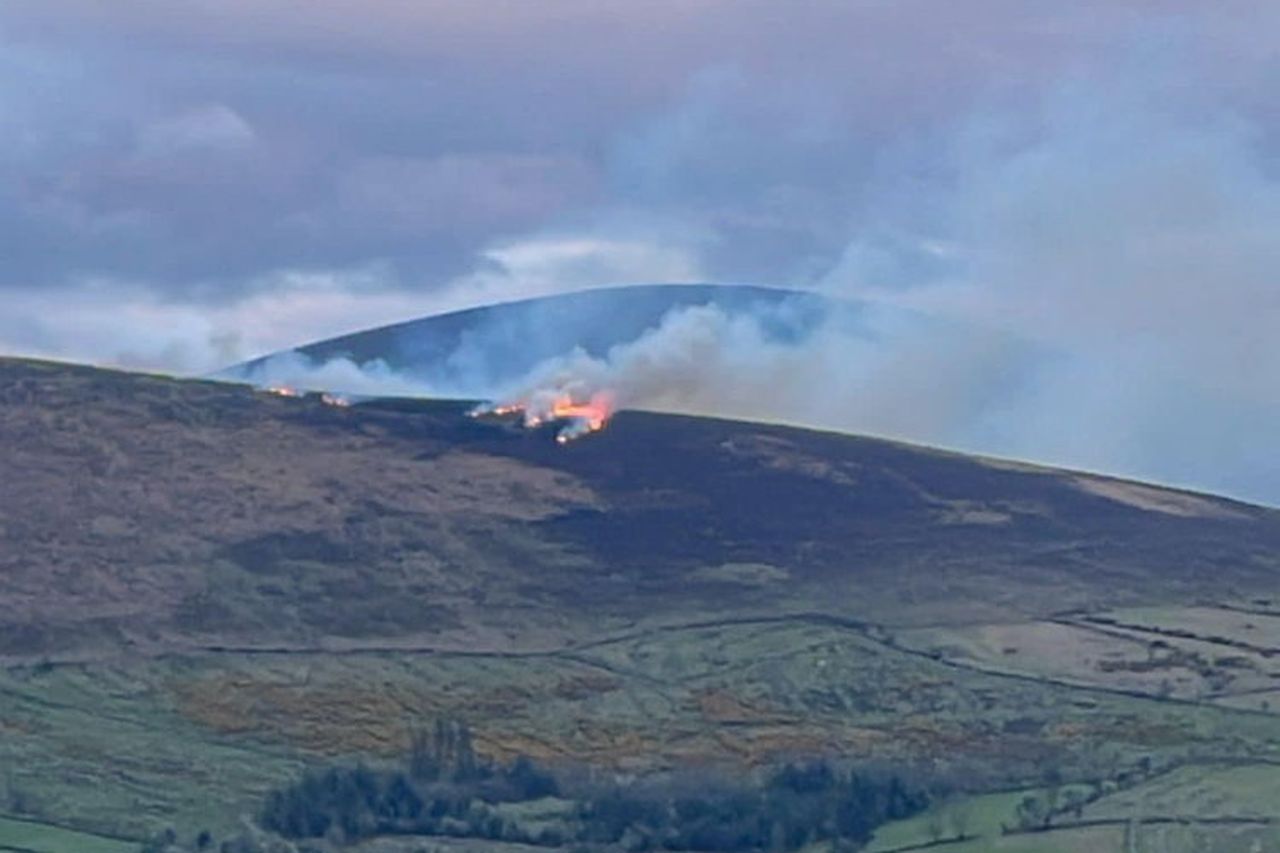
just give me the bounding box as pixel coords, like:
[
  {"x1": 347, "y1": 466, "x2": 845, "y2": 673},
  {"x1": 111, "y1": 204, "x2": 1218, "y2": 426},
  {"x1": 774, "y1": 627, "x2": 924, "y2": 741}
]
[
  {"x1": 5, "y1": 619, "x2": 1280, "y2": 845},
  {"x1": 0, "y1": 816, "x2": 134, "y2": 853},
  {"x1": 864, "y1": 762, "x2": 1280, "y2": 853},
  {"x1": 867, "y1": 785, "x2": 1091, "y2": 851},
  {"x1": 1082, "y1": 762, "x2": 1280, "y2": 821}
]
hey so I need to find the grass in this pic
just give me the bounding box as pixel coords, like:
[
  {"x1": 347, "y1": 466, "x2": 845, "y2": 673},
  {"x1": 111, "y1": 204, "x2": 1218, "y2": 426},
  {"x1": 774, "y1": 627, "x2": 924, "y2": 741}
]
[
  {"x1": 1082, "y1": 762, "x2": 1280, "y2": 820},
  {"x1": 7, "y1": 618, "x2": 1280, "y2": 844},
  {"x1": 866, "y1": 785, "x2": 1092, "y2": 852},
  {"x1": 868, "y1": 799, "x2": 1279, "y2": 853},
  {"x1": 0, "y1": 662, "x2": 305, "y2": 841},
  {"x1": 0, "y1": 816, "x2": 134, "y2": 853},
  {"x1": 932, "y1": 824, "x2": 1280, "y2": 853},
  {"x1": 893, "y1": 610, "x2": 1280, "y2": 708},
  {"x1": 905, "y1": 824, "x2": 1123, "y2": 853},
  {"x1": 865, "y1": 763, "x2": 1280, "y2": 853}
]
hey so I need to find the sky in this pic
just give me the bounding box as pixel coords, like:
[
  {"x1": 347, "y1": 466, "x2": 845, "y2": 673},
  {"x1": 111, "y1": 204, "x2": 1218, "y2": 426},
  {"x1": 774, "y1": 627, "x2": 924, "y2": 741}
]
[{"x1": 1, "y1": 2, "x2": 1278, "y2": 503}]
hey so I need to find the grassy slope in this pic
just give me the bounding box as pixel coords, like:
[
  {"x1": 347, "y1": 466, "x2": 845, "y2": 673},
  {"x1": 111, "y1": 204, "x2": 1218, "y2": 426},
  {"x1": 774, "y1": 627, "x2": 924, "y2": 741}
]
[
  {"x1": 0, "y1": 816, "x2": 133, "y2": 853},
  {"x1": 866, "y1": 763, "x2": 1280, "y2": 853},
  {"x1": 2, "y1": 358, "x2": 1280, "y2": 845},
  {"x1": 5, "y1": 356, "x2": 1278, "y2": 668}
]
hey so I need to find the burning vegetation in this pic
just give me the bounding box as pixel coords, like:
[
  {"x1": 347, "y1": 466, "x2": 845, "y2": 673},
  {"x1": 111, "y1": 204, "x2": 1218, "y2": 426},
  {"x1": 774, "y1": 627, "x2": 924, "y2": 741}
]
[
  {"x1": 259, "y1": 385, "x2": 352, "y2": 407},
  {"x1": 255, "y1": 371, "x2": 613, "y2": 442},
  {"x1": 472, "y1": 389, "x2": 616, "y2": 444},
  {"x1": 320, "y1": 392, "x2": 352, "y2": 407},
  {"x1": 263, "y1": 385, "x2": 303, "y2": 398}
]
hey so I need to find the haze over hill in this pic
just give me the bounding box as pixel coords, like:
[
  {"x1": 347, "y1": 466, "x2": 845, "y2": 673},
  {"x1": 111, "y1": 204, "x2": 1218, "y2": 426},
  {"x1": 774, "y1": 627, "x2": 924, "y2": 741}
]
[
  {"x1": 224, "y1": 283, "x2": 1280, "y2": 507},
  {"x1": 232, "y1": 284, "x2": 820, "y2": 385},
  {"x1": 3, "y1": 357, "x2": 1280, "y2": 851}
]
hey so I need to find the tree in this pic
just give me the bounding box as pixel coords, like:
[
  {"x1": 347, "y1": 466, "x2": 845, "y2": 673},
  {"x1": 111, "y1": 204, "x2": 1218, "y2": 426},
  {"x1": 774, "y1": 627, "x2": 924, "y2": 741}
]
[
  {"x1": 1062, "y1": 789, "x2": 1086, "y2": 821},
  {"x1": 1015, "y1": 795, "x2": 1045, "y2": 831},
  {"x1": 409, "y1": 728, "x2": 440, "y2": 781},
  {"x1": 1042, "y1": 768, "x2": 1063, "y2": 826},
  {"x1": 925, "y1": 809, "x2": 945, "y2": 842},
  {"x1": 506, "y1": 754, "x2": 559, "y2": 800},
  {"x1": 948, "y1": 799, "x2": 973, "y2": 840}
]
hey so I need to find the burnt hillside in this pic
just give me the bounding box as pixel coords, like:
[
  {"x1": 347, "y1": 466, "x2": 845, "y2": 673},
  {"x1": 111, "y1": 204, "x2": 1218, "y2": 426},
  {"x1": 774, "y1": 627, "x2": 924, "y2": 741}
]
[{"x1": 1, "y1": 356, "x2": 1275, "y2": 664}]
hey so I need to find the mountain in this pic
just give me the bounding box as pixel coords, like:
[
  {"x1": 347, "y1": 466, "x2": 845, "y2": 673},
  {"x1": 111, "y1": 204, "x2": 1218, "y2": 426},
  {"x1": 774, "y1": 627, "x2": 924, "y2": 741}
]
[
  {"x1": 2, "y1": 356, "x2": 1280, "y2": 852},
  {"x1": 225, "y1": 283, "x2": 841, "y2": 391}
]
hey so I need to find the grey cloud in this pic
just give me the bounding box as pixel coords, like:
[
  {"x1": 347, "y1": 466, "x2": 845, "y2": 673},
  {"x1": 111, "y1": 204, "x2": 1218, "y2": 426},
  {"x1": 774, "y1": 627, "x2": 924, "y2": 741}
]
[
  {"x1": 6, "y1": 1, "x2": 1262, "y2": 298},
  {"x1": 337, "y1": 154, "x2": 597, "y2": 238},
  {"x1": 0, "y1": 2, "x2": 1277, "y2": 502},
  {"x1": 136, "y1": 104, "x2": 256, "y2": 157}
]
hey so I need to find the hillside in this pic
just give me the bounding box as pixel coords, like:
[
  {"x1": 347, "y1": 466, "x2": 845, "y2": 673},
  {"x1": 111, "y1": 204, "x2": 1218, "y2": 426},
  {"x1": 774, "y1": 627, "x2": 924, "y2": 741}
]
[{"x1": 2, "y1": 357, "x2": 1280, "y2": 852}]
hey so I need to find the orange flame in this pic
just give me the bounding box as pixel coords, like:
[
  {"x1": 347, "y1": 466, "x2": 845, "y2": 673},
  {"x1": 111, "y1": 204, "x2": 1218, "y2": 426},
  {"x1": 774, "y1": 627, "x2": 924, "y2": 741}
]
[
  {"x1": 550, "y1": 393, "x2": 612, "y2": 432},
  {"x1": 471, "y1": 391, "x2": 615, "y2": 443},
  {"x1": 265, "y1": 385, "x2": 302, "y2": 398}
]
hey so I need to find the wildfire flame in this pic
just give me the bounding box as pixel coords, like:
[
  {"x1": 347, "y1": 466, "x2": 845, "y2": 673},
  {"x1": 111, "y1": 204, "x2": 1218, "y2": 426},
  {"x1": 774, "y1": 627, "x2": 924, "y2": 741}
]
[
  {"x1": 320, "y1": 393, "x2": 352, "y2": 407},
  {"x1": 260, "y1": 386, "x2": 353, "y2": 407},
  {"x1": 264, "y1": 385, "x2": 303, "y2": 398},
  {"x1": 471, "y1": 391, "x2": 615, "y2": 444},
  {"x1": 548, "y1": 395, "x2": 612, "y2": 432}
]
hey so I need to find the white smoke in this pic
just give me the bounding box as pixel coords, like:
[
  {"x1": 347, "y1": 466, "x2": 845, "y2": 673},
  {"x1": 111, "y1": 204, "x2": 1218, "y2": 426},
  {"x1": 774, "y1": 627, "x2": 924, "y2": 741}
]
[
  {"x1": 229, "y1": 350, "x2": 444, "y2": 399},
  {"x1": 478, "y1": 296, "x2": 1030, "y2": 443},
  {"x1": 116, "y1": 56, "x2": 1280, "y2": 506},
  {"x1": 219, "y1": 258, "x2": 1276, "y2": 507},
  {"x1": 813, "y1": 67, "x2": 1280, "y2": 504}
]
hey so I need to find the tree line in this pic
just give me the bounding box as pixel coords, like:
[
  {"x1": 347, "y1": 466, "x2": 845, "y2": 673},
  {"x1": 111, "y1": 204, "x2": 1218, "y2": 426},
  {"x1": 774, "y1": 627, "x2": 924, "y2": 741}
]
[{"x1": 250, "y1": 720, "x2": 930, "y2": 851}]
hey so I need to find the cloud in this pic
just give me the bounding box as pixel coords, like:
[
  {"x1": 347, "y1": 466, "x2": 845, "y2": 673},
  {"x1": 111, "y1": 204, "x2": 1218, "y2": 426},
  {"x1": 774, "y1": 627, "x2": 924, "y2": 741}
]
[
  {"x1": 0, "y1": 3, "x2": 1277, "y2": 502},
  {"x1": 0, "y1": 236, "x2": 704, "y2": 374},
  {"x1": 7, "y1": 1, "x2": 1266, "y2": 300},
  {"x1": 137, "y1": 104, "x2": 256, "y2": 157},
  {"x1": 335, "y1": 154, "x2": 597, "y2": 241}
]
